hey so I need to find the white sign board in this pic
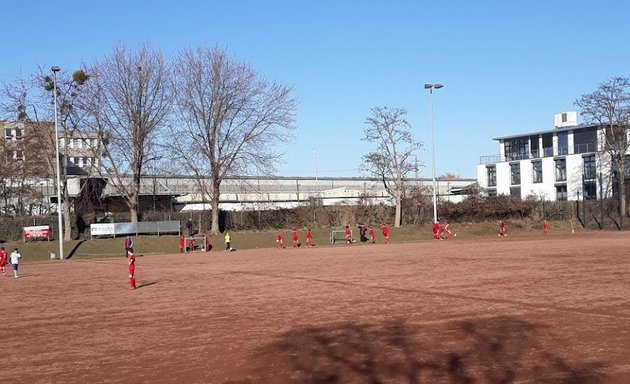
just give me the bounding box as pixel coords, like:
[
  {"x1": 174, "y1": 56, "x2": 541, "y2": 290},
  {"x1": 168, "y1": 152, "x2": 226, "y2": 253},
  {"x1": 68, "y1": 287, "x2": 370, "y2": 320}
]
[{"x1": 90, "y1": 223, "x2": 115, "y2": 236}]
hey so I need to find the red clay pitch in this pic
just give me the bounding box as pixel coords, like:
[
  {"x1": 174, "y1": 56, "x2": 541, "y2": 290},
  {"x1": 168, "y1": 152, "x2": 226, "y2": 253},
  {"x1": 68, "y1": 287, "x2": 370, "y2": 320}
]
[{"x1": 2, "y1": 231, "x2": 629, "y2": 383}]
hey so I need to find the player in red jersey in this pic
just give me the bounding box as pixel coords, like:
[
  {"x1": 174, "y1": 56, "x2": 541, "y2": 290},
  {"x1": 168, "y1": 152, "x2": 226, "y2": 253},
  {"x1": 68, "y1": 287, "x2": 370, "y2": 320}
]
[
  {"x1": 277, "y1": 232, "x2": 286, "y2": 249},
  {"x1": 542, "y1": 220, "x2": 549, "y2": 235},
  {"x1": 432, "y1": 222, "x2": 440, "y2": 240},
  {"x1": 0, "y1": 247, "x2": 7, "y2": 277},
  {"x1": 179, "y1": 235, "x2": 185, "y2": 253},
  {"x1": 498, "y1": 221, "x2": 506, "y2": 237},
  {"x1": 305, "y1": 229, "x2": 313, "y2": 247},
  {"x1": 382, "y1": 223, "x2": 389, "y2": 243},
  {"x1": 292, "y1": 229, "x2": 299, "y2": 247},
  {"x1": 127, "y1": 248, "x2": 136, "y2": 290},
  {"x1": 344, "y1": 226, "x2": 352, "y2": 244},
  {"x1": 369, "y1": 226, "x2": 375, "y2": 243}
]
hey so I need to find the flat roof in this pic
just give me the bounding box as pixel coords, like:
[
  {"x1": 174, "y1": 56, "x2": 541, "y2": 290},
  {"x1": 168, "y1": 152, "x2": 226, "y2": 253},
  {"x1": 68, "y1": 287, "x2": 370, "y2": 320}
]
[{"x1": 493, "y1": 123, "x2": 598, "y2": 141}]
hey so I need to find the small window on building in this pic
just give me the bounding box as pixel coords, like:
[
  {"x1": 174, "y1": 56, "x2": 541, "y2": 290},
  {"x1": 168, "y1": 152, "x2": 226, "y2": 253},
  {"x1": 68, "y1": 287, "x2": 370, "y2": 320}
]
[
  {"x1": 5, "y1": 129, "x2": 13, "y2": 140},
  {"x1": 583, "y1": 181, "x2": 597, "y2": 200},
  {"x1": 510, "y1": 163, "x2": 520, "y2": 185},
  {"x1": 486, "y1": 166, "x2": 496, "y2": 187},
  {"x1": 583, "y1": 155, "x2": 596, "y2": 180},
  {"x1": 532, "y1": 160, "x2": 542, "y2": 183},
  {"x1": 555, "y1": 158, "x2": 566, "y2": 181},
  {"x1": 487, "y1": 188, "x2": 497, "y2": 197},
  {"x1": 13, "y1": 150, "x2": 24, "y2": 161},
  {"x1": 510, "y1": 186, "x2": 521, "y2": 199},
  {"x1": 562, "y1": 113, "x2": 568, "y2": 123},
  {"x1": 15, "y1": 129, "x2": 23, "y2": 139},
  {"x1": 555, "y1": 185, "x2": 567, "y2": 201}
]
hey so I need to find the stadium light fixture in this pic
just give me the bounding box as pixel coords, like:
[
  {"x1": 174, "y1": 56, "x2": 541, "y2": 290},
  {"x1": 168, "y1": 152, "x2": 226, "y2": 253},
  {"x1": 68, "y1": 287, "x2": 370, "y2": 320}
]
[
  {"x1": 425, "y1": 83, "x2": 444, "y2": 225},
  {"x1": 52, "y1": 66, "x2": 64, "y2": 260}
]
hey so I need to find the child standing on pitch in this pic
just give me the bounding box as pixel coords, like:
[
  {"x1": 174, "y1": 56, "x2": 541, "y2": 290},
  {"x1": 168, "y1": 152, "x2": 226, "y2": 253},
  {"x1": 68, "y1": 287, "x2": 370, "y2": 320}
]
[
  {"x1": 179, "y1": 235, "x2": 185, "y2": 253},
  {"x1": 124, "y1": 236, "x2": 133, "y2": 258},
  {"x1": 542, "y1": 220, "x2": 549, "y2": 235},
  {"x1": 277, "y1": 232, "x2": 285, "y2": 249},
  {"x1": 344, "y1": 225, "x2": 352, "y2": 244},
  {"x1": 224, "y1": 232, "x2": 232, "y2": 251},
  {"x1": 498, "y1": 221, "x2": 506, "y2": 236},
  {"x1": 369, "y1": 226, "x2": 375, "y2": 243},
  {"x1": 10, "y1": 248, "x2": 21, "y2": 278},
  {"x1": 382, "y1": 224, "x2": 390, "y2": 243},
  {"x1": 0, "y1": 247, "x2": 7, "y2": 277},
  {"x1": 305, "y1": 229, "x2": 313, "y2": 247},
  {"x1": 292, "y1": 229, "x2": 299, "y2": 247},
  {"x1": 127, "y1": 248, "x2": 136, "y2": 289}
]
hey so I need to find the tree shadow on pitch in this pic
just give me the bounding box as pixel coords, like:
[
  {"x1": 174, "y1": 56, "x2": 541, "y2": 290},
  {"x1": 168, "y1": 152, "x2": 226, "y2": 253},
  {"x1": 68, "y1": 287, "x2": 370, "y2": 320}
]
[{"x1": 227, "y1": 316, "x2": 606, "y2": 384}]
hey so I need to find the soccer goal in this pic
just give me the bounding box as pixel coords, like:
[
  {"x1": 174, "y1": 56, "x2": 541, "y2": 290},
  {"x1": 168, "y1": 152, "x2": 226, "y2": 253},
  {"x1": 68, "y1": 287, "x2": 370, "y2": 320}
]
[
  {"x1": 329, "y1": 228, "x2": 351, "y2": 244},
  {"x1": 184, "y1": 236, "x2": 211, "y2": 253}
]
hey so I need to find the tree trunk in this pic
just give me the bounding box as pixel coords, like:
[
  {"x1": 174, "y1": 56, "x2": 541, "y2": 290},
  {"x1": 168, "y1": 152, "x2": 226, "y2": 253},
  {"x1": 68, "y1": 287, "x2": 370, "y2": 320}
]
[
  {"x1": 210, "y1": 177, "x2": 221, "y2": 235},
  {"x1": 130, "y1": 190, "x2": 139, "y2": 222},
  {"x1": 394, "y1": 190, "x2": 402, "y2": 227},
  {"x1": 62, "y1": 200, "x2": 72, "y2": 241}
]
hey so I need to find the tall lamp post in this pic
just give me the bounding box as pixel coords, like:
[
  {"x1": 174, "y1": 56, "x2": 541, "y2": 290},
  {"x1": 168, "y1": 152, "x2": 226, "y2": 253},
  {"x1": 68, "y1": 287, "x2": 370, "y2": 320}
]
[
  {"x1": 424, "y1": 83, "x2": 444, "y2": 224},
  {"x1": 51, "y1": 66, "x2": 64, "y2": 260},
  {"x1": 313, "y1": 150, "x2": 319, "y2": 223}
]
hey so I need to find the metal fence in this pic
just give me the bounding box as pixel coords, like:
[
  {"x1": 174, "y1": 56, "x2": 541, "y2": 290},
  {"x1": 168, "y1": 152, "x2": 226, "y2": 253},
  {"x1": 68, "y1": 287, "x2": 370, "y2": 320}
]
[{"x1": 90, "y1": 221, "x2": 180, "y2": 238}]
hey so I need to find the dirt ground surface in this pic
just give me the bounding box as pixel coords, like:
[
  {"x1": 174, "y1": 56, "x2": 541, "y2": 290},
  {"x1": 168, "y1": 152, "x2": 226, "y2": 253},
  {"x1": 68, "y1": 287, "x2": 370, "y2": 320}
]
[{"x1": 2, "y1": 231, "x2": 630, "y2": 384}]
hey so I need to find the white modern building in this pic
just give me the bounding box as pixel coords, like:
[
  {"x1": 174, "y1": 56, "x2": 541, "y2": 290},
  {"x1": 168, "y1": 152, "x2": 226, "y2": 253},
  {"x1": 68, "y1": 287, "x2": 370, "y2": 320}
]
[{"x1": 477, "y1": 112, "x2": 616, "y2": 201}]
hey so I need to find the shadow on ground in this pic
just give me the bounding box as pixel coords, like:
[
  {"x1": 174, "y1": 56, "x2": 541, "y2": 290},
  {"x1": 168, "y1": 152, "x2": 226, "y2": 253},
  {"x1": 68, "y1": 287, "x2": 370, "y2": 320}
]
[{"x1": 228, "y1": 316, "x2": 606, "y2": 384}]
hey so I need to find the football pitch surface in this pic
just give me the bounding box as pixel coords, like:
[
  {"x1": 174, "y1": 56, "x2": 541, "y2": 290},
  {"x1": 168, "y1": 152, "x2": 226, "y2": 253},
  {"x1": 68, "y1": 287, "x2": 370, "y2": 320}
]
[{"x1": 2, "y1": 231, "x2": 630, "y2": 383}]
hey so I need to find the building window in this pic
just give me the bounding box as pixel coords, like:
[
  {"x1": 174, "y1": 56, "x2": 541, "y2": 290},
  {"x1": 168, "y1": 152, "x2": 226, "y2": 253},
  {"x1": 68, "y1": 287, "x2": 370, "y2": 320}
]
[
  {"x1": 504, "y1": 139, "x2": 530, "y2": 161},
  {"x1": 510, "y1": 186, "x2": 521, "y2": 199},
  {"x1": 486, "y1": 166, "x2": 496, "y2": 187},
  {"x1": 510, "y1": 163, "x2": 520, "y2": 185},
  {"x1": 583, "y1": 181, "x2": 597, "y2": 200},
  {"x1": 73, "y1": 138, "x2": 81, "y2": 148},
  {"x1": 583, "y1": 155, "x2": 596, "y2": 180},
  {"x1": 532, "y1": 160, "x2": 542, "y2": 183},
  {"x1": 557, "y1": 132, "x2": 568, "y2": 155},
  {"x1": 555, "y1": 158, "x2": 566, "y2": 181},
  {"x1": 5, "y1": 129, "x2": 13, "y2": 140},
  {"x1": 555, "y1": 185, "x2": 567, "y2": 201},
  {"x1": 487, "y1": 188, "x2": 497, "y2": 197},
  {"x1": 15, "y1": 129, "x2": 23, "y2": 139},
  {"x1": 13, "y1": 150, "x2": 24, "y2": 161}
]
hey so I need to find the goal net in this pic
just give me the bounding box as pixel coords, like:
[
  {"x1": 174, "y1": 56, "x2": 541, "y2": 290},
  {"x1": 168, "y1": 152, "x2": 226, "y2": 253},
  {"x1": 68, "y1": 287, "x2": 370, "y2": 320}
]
[{"x1": 184, "y1": 236, "x2": 211, "y2": 253}]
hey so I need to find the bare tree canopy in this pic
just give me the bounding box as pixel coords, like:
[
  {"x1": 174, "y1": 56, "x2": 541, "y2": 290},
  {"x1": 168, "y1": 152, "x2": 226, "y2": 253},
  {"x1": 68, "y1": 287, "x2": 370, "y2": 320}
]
[
  {"x1": 171, "y1": 46, "x2": 298, "y2": 233},
  {"x1": 575, "y1": 76, "x2": 630, "y2": 226},
  {"x1": 362, "y1": 106, "x2": 422, "y2": 227},
  {"x1": 86, "y1": 43, "x2": 172, "y2": 222}
]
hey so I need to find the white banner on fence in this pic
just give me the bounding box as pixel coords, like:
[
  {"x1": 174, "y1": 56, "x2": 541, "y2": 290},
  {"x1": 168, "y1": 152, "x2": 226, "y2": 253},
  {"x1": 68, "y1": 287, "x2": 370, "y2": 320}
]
[{"x1": 90, "y1": 223, "x2": 115, "y2": 236}]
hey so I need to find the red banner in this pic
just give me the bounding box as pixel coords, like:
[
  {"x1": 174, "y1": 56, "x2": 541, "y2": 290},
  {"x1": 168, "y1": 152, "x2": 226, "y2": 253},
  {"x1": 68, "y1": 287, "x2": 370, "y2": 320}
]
[{"x1": 23, "y1": 225, "x2": 51, "y2": 241}]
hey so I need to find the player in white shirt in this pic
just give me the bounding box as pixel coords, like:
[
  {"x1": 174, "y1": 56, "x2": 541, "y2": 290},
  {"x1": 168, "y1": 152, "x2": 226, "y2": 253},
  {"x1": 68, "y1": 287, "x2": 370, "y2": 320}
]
[{"x1": 10, "y1": 248, "x2": 21, "y2": 278}]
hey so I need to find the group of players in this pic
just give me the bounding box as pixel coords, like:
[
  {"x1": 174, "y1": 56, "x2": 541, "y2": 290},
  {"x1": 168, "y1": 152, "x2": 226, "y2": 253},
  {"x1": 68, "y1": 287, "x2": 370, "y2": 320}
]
[
  {"x1": 122, "y1": 219, "x2": 553, "y2": 289},
  {"x1": 276, "y1": 224, "x2": 390, "y2": 248}
]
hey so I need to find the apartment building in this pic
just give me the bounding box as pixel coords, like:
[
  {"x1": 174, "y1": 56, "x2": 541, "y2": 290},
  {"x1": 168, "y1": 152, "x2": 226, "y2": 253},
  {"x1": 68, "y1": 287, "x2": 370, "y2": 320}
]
[{"x1": 476, "y1": 112, "x2": 614, "y2": 201}]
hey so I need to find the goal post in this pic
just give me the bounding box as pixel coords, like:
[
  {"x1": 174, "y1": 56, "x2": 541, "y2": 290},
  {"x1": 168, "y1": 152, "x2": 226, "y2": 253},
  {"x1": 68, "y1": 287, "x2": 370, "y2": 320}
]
[{"x1": 184, "y1": 236, "x2": 211, "y2": 253}]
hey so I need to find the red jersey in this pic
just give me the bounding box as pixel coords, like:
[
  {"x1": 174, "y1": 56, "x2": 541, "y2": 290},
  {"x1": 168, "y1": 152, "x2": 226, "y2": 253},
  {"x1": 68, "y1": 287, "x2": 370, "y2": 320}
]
[
  {"x1": 128, "y1": 254, "x2": 136, "y2": 275},
  {"x1": 345, "y1": 228, "x2": 351, "y2": 237},
  {"x1": 0, "y1": 250, "x2": 6, "y2": 266},
  {"x1": 369, "y1": 228, "x2": 375, "y2": 239},
  {"x1": 382, "y1": 226, "x2": 389, "y2": 236},
  {"x1": 292, "y1": 231, "x2": 298, "y2": 241},
  {"x1": 306, "y1": 231, "x2": 312, "y2": 241}
]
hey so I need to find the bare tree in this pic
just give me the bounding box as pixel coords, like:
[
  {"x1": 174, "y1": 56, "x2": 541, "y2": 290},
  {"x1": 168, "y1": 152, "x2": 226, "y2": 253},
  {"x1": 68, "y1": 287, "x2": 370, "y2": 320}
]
[
  {"x1": 362, "y1": 107, "x2": 422, "y2": 227},
  {"x1": 575, "y1": 77, "x2": 630, "y2": 228},
  {"x1": 170, "y1": 46, "x2": 297, "y2": 234},
  {"x1": 86, "y1": 44, "x2": 171, "y2": 222}
]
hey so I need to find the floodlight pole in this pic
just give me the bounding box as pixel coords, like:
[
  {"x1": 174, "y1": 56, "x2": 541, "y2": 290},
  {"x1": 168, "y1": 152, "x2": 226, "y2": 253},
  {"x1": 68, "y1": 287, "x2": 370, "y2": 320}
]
[
  {"x1": 424, "y1": 83, "x2": 444, "y2": 224},
  {"x1": 52, "y1": 66, "x2": 64, "y2": 260}
]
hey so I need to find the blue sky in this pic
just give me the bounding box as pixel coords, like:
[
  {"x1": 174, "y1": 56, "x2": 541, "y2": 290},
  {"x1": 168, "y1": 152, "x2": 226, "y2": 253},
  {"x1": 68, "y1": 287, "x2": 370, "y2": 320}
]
[{"x1": 2, "y1": 0, "x2": 629, "y2": 179}]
